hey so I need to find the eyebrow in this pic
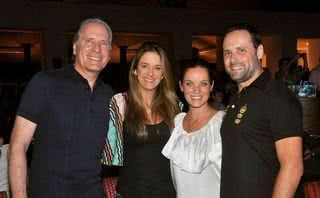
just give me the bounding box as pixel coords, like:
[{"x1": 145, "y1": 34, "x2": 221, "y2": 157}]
[
  {"x1": 183, "y1": 79, "x2": 210, "y2": 82},
  {"x1": 236, "y1": 46, "x2": 247, "y2": 49},
  {"x1": 223, "y1": 46, "x2": 247, "y2": 52},
  {"x1": 139, "y1": 62, "x2": 162, "y2": 66}
]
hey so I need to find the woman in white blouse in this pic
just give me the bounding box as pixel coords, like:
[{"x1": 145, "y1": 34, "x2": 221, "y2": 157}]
[{"x1": 162, "y1": 59, "x2": 225, "y2": 198}]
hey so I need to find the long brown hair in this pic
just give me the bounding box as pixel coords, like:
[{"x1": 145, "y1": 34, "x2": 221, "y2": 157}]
[{"x1": 125, "y1": 41, "x2": 179, "y2": 139}]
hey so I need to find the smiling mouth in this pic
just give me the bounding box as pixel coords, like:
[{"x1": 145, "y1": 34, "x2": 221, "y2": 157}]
[
  {"x1": 229, "y1": 67, "x2": 243, "y2": 73},
  {"x1": 88, "y1": 56, "x2": 102, "y2": 61},
  {"x1": 230, "y1": 63, "x2": 243, "y2": 70},
  {"x1": 144, "y1": 78, "x2": 154, "y2": 82}
]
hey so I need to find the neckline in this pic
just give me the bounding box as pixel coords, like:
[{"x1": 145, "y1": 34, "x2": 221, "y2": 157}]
[
  {"x1": 181, "y1": 111, "x2": 221, "y2": 135},
  {"x1": 145, "y1": 120, "x2": 165, "y2": 127}
]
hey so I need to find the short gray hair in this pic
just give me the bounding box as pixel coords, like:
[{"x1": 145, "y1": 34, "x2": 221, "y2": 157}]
[{"x1": 73, "y1": 18, "x2": 113, "y2": 44}]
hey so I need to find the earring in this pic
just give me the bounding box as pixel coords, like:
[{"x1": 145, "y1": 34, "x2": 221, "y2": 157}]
[{"x1": 134, "y1": 70, "x2": 137, "y2": 75}]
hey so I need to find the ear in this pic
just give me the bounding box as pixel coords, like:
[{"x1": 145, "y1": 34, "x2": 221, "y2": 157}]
[
  {"x1": 179, "y1": 81, "x2": 183, "y2": 92},
  {"x1": 133, "y1": 70, "x2": 137, "y2": 75},
  {"x1": 108, "y1": 49, "x2": 112, "y2": 58},
  {"x1": 73, "y1": 43, "x2": 77, "y2": 56},
  {"x1": 210, "y1": 80, "x2": 214, "y2": 91},
  {"x1": 109, "y1": 45, "x2": 112, "y2": 60},
  {"x1": 107, "y1": 51, "x2": 111, "y2": 62},
  {"x1": 256, "y1": 44, "x2": 264, "y2": 60}
]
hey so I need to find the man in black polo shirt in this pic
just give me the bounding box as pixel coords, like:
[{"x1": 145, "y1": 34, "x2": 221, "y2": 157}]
[
  {"x1": 9, "y1": 18, "x2": 113, "y2": 198},
  {"x1": 220, "y1": 24, "x2": 304, "y2": 198}
]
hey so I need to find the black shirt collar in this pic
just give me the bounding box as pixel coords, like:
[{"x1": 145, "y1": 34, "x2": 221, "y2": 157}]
[
  {"x1": 68, "y1": 65, "x2": 103, "y2": 87},
  {"x1": 248, "y1": 70, "x2": 271, "y2": 91}
]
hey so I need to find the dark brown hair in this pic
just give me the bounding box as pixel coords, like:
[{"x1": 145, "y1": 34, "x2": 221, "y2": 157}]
[{"x1": 223, "y1": 23, "x2": 262, "y2": 49}]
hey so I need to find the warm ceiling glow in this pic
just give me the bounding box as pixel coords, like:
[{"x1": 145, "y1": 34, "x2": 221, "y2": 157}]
[
  {"x1": 192, "y1": 35, "x2": 217, "y2": 63},
  {"x1": 0, "y1": 47, "x2": 24, "y2": 54}
]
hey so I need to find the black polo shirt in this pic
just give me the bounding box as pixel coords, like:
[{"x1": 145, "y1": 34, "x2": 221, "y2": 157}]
[
  {"x1": 17, "y1": 66, "x2": 113, "y2": 198},
  {"x1": 220, "y1": 71, "x2": 303, "y2": 198}
]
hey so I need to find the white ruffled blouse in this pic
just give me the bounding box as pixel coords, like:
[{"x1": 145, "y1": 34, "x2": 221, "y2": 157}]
[{"x1": 162, "y1": 111, "x2": 225, "y2": 198}]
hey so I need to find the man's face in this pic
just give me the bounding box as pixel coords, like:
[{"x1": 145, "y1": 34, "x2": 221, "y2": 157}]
[
  {"x1": 73, "y1": 22, "x2": 111, "y2": 77},
  {"x1": 223, "y1": 30, "x2": 263, "y2": 88}
]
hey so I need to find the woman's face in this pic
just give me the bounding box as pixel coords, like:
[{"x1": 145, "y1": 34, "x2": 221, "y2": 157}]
[
  {"x1": 180, "y1": 67, "x2": 213, "y2": 109},
  {"x1": 135, "y1": 52, "x2": 164, "y2": 93}
]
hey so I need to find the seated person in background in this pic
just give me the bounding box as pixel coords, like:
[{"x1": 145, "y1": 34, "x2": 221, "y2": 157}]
[
  {"x1": 275, "y1": 57, "x2": 290, "y2": 81},
  {"x1": 309, "y1": 56, "x2": 320, "y2": 92},
  {"x1": 212, "y1": 90, "x2": 226, "y2": 110},
  {"x1": 275, "y1": 53, "x2": 309, "y2": 85},
  {"x1": 0, "y1": 136, "x2": 9, "y2": 198}
]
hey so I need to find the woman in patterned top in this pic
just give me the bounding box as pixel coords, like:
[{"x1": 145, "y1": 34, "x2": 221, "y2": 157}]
[{"x1": 102, "y1": 41, "x2": 179, "y2": 198}]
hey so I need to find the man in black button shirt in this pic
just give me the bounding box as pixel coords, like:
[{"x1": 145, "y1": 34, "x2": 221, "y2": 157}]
[
  {"x1": 9, "y1": 18, "x2": 113, "y2": 198},
  {"x1": 220, "y1": 24, "x2": 303, "y2": 198}
]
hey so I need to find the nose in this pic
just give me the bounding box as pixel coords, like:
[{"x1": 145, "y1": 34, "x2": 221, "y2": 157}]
[
  {"x1": 192, "y1": 85, "x2": 200, "y2": 93},
  {"x1": 230, "y1": 53, "x2": 238, "y2": 64},
  {"x1": 93, "y1": 42, "x2": 101, "y2": 52},
  {"x1": 147, "y1": 68, "x2": 154, "y2": 76}
]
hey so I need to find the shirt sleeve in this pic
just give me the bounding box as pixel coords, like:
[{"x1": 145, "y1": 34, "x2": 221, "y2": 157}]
[
  {"x1": 17, "y1": 72, "x2": 47, "y2": 124},
  {"x1": 101, "y1": 93, "x2": 125, "y2": 166},
  {"x1": 270, "y1": 85, "x2": 303, "y2": 141}
]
